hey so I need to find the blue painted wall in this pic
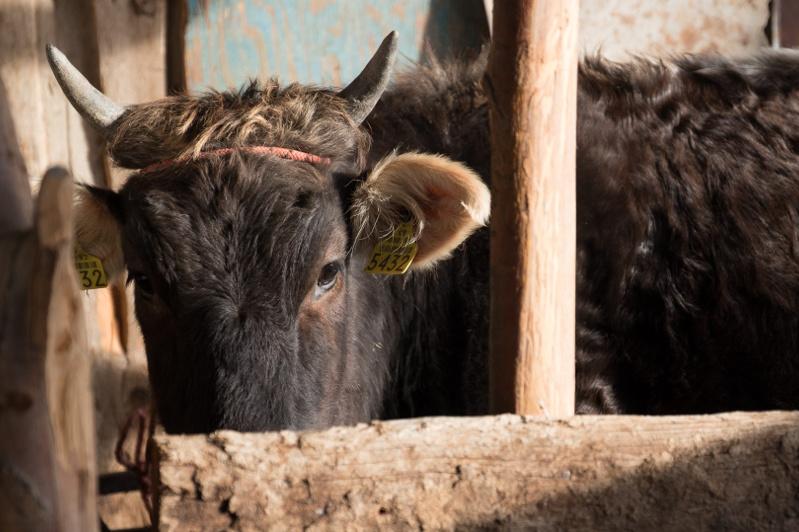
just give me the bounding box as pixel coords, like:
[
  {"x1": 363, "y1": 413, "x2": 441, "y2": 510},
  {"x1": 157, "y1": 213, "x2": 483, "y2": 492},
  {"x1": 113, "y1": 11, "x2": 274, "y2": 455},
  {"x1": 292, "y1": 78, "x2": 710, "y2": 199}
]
[{"x1": 185, "y1": 0, "x2": 488, "y2": 91}]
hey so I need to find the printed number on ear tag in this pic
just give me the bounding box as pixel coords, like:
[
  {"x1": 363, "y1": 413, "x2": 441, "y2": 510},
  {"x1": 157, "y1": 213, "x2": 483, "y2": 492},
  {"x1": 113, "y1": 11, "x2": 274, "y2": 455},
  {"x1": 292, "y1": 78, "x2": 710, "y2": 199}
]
[
  {"x1": 74, "y1": 247, "x2": 108, "y2": 289},
  {"x1": 364, "y1": 222, "x2": 418, "y2": 275}
]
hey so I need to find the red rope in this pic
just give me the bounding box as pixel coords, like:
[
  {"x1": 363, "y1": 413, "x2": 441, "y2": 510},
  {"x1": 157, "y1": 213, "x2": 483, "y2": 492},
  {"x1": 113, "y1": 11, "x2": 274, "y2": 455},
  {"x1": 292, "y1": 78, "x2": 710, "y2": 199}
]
[{"x1": 141, "y1": 146, "x2": 332, "y2": 174}]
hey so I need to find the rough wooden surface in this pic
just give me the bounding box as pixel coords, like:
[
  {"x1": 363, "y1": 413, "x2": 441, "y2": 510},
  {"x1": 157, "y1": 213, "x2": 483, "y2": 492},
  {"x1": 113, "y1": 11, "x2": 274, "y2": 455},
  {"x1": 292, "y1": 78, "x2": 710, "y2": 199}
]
[
  {"x1": 0, "y1": 168, "x2": 97, "y2": 532},
  {"x1": 774, "y1": 0, "x2": 799, "y2": 47},
  {"x1": 487, "y1": 0, "x2": 578, "y2": 416},
  {"x1": 91, "y1": 1, "x2": 167, "y2": 525},
  {"x1": 156, "y1": 412, "x2": 799, "y2": 531},
  {"x1": 0, "y1": 2, "x2": 158, "y2": 527}
]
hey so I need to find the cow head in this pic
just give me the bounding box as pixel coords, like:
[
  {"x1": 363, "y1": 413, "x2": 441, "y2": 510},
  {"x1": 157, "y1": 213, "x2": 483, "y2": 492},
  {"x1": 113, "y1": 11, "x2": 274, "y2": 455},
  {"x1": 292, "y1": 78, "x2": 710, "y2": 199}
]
[{"x1": 49, "y1": 33, "x2": 490, "y2": 433}]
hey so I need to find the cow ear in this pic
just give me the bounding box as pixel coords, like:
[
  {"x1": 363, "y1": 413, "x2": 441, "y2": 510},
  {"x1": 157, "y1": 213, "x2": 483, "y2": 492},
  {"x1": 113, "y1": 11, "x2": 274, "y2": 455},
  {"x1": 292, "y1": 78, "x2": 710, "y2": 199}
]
[
  {"x1": 351, "y1": 152, "x2": 490, "y2": 268},
  {"x1": 74, "y1": 185, "x2": 126, "y2": 281}
]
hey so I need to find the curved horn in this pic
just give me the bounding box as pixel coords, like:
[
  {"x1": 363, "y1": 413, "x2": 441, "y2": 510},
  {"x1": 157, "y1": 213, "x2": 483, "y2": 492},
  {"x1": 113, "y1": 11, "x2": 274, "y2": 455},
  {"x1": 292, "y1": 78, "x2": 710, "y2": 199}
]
[
  {"x1": 339, "y1": 31, "x2": 398, "y2": 124},
  {"x1": 46, "y1": 44, "x2": 124, "y2": 135}
]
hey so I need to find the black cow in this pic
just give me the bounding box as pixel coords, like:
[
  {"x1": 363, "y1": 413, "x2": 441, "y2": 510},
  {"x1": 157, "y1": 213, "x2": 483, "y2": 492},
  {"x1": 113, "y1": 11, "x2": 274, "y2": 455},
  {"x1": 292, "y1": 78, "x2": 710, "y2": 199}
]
[{"x1": 49, "y1": 32, "x2": 799, "y2": 433}]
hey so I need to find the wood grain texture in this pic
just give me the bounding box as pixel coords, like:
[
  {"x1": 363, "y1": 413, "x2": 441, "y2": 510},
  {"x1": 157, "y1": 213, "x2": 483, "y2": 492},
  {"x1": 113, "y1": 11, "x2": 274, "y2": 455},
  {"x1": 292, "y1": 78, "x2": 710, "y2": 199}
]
[
  {"x1": 93, "y1": 0, "x2": 167, "y2": 189},
  {"x1": 0, "y1": 167, "x2": 97, "y2": 532},
  {"x1": 167, "y1": 0, "x2": 189, "y2": 94},
  {"x1": 487, "y1": 0, "x2": 578, "y2": 416},
  {"x1": 0, "y1": 2, "x2": 156, "y2": 527},
  {"x1": 90, "y1": 3, "x2": 166, "y2": 527},
  {"x1": 774, "y1": 0, "x2": 799, "y2": 48},
  {"x1": 0, "y1": 0, "x2": 126, "y2": 392},
  {"x1": 155, "y1": 412, "x2": 799, "y2": 530}
]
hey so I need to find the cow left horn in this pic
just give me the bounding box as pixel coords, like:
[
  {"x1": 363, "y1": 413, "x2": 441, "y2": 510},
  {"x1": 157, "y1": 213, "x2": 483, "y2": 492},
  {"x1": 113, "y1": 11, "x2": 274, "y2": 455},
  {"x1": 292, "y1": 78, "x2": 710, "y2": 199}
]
[
  {"x1": 46, "y1": 44, "x2": 125, "y2": 135},
  {"x1": 339, "y1": 31, "x2": 398, "y2": 124}
]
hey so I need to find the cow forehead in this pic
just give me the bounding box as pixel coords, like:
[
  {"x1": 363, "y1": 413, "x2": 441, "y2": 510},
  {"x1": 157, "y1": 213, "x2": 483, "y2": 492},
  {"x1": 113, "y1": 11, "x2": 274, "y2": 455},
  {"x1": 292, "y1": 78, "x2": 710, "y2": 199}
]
[
  {"x1": 120, "y1": 156, "x2": 346, "y2": 280},
  {"x1": 124, "y1": 155, "x2": 337, "y2": 212}
]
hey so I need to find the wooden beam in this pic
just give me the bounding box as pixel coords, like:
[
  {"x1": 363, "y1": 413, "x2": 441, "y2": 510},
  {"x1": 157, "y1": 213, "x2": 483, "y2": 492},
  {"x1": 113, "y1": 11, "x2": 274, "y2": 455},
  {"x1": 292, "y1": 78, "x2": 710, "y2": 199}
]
[
  {"x1": 0, "y1": 167, "x2": 97, "y2": 532},
  {"x1": 772, "y1": 0, "x2": 799, "y2": 48},
  {"x1": 155, "y1": 412, "x2": 799, "y2": 530},
  {"x1": 0, "y1": 118, "x2": 32, "y2": 235},
  {"x1": 0, "y1": 1, "x2": 162, "y2": 529},
  {"x1": 487, "y1": 0, "x2": 578, "y2": 415},
  {"x1": 166, "y1": 0, "x2": 188, "y2": 95}
]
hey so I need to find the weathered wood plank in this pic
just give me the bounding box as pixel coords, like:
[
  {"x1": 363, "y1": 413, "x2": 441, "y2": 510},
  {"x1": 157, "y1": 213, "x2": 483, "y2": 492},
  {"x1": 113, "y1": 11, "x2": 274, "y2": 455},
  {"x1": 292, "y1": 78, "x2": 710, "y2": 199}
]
[
  {"x1": 0, "y1": 2, "x2": 157, "y2": 527},
  {"x1": 90, "y1": 0, "x2": 165, "y2": 379},
  {"x1": 773, "y1": 0, "x2": 799, "y2": 48},
  {"x1": 0, "y1": 167, "x2": 97, "y2": 532},
  {"x1": 0, "y1": 2, "x2": 131, "y2": 453},
  {"x1": 155, "y1": 412, "x2": 799, "y2": 530},
  {"x1": 89, "y1": 3, "x2": 167, "y2": 527},
  {"x1": 167, "y1": 0, "x2": 189, "y2": 94}
]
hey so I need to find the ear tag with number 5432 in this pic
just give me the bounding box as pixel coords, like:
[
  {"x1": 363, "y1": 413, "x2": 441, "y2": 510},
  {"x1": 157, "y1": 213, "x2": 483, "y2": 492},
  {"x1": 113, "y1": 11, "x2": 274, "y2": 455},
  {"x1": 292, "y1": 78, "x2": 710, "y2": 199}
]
[
  {"x1": 74, "y1": 247, "x2": 108, "y2": 289},
  {"x1": 364, "y1": 222, "x2": 418, "y2": 275}
]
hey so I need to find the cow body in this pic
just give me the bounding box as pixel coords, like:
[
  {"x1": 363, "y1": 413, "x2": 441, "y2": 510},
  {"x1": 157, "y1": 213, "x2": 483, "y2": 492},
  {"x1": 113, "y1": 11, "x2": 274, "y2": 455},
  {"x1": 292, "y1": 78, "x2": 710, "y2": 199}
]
[
  {"x1": 52, "y1": 38, "x2": 799, "y2": 432},
  {"x1": 369, "y1": 52, "x2": 799, "y2": 416},
  {"x1": 368, "y1": 52, "x2": 799, "y2": 416}
]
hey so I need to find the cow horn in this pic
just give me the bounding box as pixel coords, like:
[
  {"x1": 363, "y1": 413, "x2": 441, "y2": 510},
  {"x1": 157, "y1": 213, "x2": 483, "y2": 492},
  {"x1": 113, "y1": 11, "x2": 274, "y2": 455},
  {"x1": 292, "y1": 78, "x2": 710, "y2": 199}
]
[
  {"x1": 339, "y1": 31, "x2": 398, "y2": 124},
  {"x1": 46, "y1": 44, "x2": 125, "y2": 135}
]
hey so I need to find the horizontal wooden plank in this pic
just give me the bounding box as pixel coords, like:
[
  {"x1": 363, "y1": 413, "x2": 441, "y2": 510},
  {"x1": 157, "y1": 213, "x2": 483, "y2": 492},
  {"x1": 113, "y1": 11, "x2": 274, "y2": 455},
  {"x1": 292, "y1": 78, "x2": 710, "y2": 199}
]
[{"x1": 155, "y1": 412, "x2": 799, "y2": 530}]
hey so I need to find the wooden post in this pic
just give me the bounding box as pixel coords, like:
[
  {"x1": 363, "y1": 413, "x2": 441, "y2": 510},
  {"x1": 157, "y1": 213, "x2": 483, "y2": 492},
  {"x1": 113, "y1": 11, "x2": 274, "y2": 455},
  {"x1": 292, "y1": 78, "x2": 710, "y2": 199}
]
[
  {"x1": 0, "y1": 167, "x2": 97, "y2": 532},
  {"x1": 772, "y1": 0, "x2": 799, "y2": 48},
  {"x1": 487, "y1": 0, "x2": 578, "y2": 415}
]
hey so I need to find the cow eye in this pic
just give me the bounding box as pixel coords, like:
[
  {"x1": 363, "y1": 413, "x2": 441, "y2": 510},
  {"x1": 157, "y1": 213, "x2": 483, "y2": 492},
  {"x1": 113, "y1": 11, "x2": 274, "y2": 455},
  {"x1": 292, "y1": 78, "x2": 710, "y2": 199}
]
[
  {"x1": 316, "y1": 262, "x2": 340, "y2": 294},
  {"x1": 127, "y1": 271, "x2": 153, "y2": 297}
]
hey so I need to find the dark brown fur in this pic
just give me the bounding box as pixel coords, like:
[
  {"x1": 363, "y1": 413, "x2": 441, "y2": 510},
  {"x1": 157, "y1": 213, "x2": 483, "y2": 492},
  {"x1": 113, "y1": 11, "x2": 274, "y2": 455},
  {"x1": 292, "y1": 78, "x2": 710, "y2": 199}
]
[
  {"x1": 107, "y1": 80, "x2": 371, "y2": 173},
  {"x1": 88, "y1": 48, "x2": 799, "y2": 432}
]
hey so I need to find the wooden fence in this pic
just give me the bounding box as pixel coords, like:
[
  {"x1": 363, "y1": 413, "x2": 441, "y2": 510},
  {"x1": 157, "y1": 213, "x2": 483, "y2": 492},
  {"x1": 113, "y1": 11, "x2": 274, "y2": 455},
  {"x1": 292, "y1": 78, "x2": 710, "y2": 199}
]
[{"x1": 1, "y1": 1, "x2": 795, "y2": 531}]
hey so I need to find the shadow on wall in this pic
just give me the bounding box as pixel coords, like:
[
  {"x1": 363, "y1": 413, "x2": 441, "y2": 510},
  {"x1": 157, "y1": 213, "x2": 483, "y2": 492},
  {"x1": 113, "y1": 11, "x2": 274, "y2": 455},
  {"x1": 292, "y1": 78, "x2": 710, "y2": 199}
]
[
  {"x1": 0, "y1": 77, "x2": 32, "y2": 233},
  {"x1": 0, "y1": 1, "x2": 117, "y2": 188},
  {"x1": 0, "y1": 1, "x2": 161, "y2": 70}
]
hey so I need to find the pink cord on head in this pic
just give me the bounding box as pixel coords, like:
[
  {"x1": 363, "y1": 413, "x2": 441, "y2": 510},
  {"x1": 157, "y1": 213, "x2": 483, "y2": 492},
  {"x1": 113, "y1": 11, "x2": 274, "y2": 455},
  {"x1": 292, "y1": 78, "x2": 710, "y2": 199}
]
[{"x1": 141, "y1": 146, "x2": 332, "y2": 174}]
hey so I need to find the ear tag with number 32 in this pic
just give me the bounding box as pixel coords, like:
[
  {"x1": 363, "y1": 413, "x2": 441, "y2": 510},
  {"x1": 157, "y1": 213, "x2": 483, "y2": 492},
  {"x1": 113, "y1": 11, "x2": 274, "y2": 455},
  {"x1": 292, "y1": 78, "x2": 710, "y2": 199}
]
[
  {"x1": 74, "y1": 247, "x2": 108, "y2": 289},
  {"x1": 364, "y1": 222, "x2": 418, "y2": 275}
]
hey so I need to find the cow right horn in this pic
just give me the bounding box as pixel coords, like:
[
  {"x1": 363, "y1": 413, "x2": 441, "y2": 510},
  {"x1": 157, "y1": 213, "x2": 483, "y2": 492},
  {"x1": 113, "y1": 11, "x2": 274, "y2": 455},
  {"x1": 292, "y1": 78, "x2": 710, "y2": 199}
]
[
  {"x1": 339, "y1": 31, "x2": 398, "y2": 124},
  {"x1": 46, "y1": 44, "x2": 125, "y2": 136}
]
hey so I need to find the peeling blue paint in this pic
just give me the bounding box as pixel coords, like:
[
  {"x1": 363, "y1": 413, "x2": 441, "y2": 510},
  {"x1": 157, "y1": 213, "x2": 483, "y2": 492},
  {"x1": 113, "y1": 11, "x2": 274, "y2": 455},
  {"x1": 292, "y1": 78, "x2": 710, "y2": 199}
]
[{"x1": 185, "y1": 0, "x2": 487, "y2": 91}]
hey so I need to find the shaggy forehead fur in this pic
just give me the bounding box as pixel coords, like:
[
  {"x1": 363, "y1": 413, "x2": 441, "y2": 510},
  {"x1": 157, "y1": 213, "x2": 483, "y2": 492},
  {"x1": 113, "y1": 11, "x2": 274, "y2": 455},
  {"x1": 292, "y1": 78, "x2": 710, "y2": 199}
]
[
  {"x1": 107, "y1": 80, "x2": 371, "y2": 173},
  {"x1": 120, "y1": 153, "x2": 341, "y2": 307}
]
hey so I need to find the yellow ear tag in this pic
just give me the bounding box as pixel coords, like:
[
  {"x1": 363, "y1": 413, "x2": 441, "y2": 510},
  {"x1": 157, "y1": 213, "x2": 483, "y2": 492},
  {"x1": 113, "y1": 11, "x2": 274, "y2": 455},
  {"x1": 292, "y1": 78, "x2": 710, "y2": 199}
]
[
  {"x1": 364, "y1": 222, "x2": 418, "y2": 275},
  {"x1": 74, "y1": 247, "x2": 108, "y2": 289}
]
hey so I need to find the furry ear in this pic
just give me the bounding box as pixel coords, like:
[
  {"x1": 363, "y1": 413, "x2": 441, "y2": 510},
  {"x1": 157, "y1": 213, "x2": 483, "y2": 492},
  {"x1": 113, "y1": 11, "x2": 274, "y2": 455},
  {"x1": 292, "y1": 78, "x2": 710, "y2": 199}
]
[
  {"x1": 74, "y1": 186, "x2": 125, "y2": 281},
  {"x1": 351, "y1": 152, "x2": 490, "y2": 268}
]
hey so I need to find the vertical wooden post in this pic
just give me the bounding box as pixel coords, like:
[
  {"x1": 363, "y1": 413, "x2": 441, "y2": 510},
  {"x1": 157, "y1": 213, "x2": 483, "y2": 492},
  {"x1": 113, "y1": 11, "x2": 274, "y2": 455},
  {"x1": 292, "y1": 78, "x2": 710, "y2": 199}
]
[
  {"x1": 0, "y1": 167, "x2": 97, "y2": 532},
  {"x1": 772, "y1": 0, "x2": 799, "y2": 48},
  {"x1": 488, "y1": 0, "x2": 578, "y2": 416}
]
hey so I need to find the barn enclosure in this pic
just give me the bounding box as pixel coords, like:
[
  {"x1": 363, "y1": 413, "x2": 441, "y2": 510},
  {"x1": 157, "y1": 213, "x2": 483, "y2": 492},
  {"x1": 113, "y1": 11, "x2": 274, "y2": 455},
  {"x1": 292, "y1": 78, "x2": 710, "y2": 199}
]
[{"x1": 1, "y1": 1, "x2": 797, "y2": 530}]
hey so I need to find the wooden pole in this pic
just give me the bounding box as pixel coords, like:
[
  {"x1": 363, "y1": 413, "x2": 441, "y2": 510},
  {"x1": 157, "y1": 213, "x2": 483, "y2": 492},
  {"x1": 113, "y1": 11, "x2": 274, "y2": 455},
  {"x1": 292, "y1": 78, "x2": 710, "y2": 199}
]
[
  {"x1": 0, "y1": 168, "x2": 98, "y2": 532},
  {"x1": 487, "y1": 0, "x2": 578, "y2": 415},
  {"x1": 155, "y1": 412, "x2": 799, "y2": 530}
]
